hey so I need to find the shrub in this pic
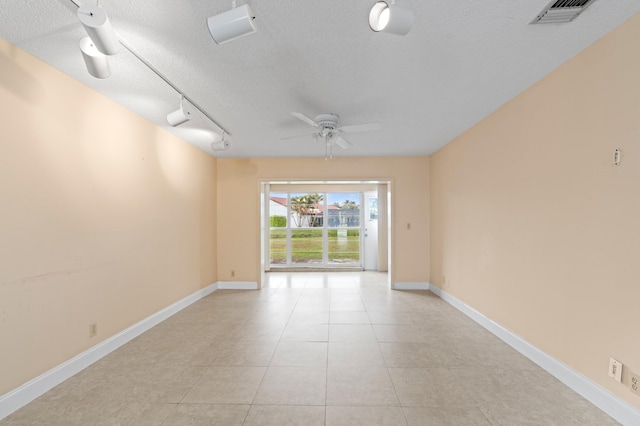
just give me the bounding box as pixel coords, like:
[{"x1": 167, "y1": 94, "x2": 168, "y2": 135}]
[{"x1": 270, "y1": 215, "x2": 287, "y2": 228}]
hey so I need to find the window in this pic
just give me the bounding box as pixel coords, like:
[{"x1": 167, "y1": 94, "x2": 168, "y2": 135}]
[{"x1": 269, "y1": 191, "x2": 361, "y2": 267}]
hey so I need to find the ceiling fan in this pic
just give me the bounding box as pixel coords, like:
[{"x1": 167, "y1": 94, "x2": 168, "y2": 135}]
[{"x1": 284, "y1": 112, "x2": 381, "y2": 158}]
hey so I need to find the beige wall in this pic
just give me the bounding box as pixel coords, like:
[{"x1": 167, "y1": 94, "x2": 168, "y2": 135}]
[
  {"x1": 430, "y1": 14, "x2": 640, "y2": 408},
  {"x1": 0, "y1": 39, "x2": 218, "y2": 394},
  {"x1": 216, "y1": 157, "x2": 430, "y2": 284}
]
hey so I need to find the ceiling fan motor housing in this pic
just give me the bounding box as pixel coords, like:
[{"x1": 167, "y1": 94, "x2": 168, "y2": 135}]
[
  {"x1": 315, "y1": 114, "x2": 340, "y2": 130},
  {"x1": 314, "y1": 114, "x2": 340, "y2": 138}
]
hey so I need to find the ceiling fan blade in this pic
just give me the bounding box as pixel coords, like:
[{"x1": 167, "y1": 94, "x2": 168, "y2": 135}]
[
  {"x1": 291, "y1": 112, "x2": 318, "y2": 128},
  {"x1": 334, "y1": 135, "x2": 353, "y2": 149},
  {"x1": 340, "y1": 122, "x2": 382, "y2": 133}
]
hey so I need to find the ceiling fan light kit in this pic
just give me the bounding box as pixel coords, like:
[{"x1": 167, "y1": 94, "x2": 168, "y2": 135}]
[
  {"x1": 207, "y1": 4, "x2": 256, "y2": 45},
  {"x1": 369, "y1": 1, "x2": 414, "y2": 35}
]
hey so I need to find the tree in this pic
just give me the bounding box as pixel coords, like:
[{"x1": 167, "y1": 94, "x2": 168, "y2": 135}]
[
  {"x1": 290, "y1": 193, "x2": 323, "y2": 227},
  {"x1": 334, "y1": 199, "x2": 360, "y2": 227},
  {"x1": 338, "y1": 200, "x2": 359, "y2": 210}
]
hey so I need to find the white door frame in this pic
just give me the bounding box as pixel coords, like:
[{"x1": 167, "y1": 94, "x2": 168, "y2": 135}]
[{"x1": 259, "y1": 179, "x2": 393, "y2": 288}]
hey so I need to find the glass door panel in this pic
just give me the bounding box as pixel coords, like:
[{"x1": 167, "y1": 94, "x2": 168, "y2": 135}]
[
  {"x1": 269, "y1": 192, "x2": 288, "y2": 265},
  {"x1": 291, "y1": 229, "x2": 323, "y2": 264},
  {"x1": 328, "y1": 229, "x2": 360, "y2": 264},
  {"x1": 269, "y1": 229, "x2": 287, "y2": 264},
  {"x1": 327, "y1": 192, "x2": 361, "y2": 266},
  {"x1": 269, "y1": 191, "x2": 363, "y2": 268}
]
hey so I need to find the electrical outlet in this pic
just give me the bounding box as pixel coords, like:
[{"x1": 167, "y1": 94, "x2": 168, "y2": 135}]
[
  {"x1": 231, "y1": 270, "x2": 235, "y2": 277},
  {"x1": 442, "y1": 276, "x2": 446, "y2": 284},
  {"x1": 608, "y1": 358, "x2": 622, "y2": 383},
  {"x1": 631, "y1": 371, "x2": 640, "y2": 396},
  {"x1": 89, "y1": 323, "x2": 97, "y2": 338}
]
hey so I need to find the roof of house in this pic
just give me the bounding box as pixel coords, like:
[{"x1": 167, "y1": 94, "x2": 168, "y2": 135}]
[{"x1": 270, "y1": 197, "x2": 343, "y2": 212}]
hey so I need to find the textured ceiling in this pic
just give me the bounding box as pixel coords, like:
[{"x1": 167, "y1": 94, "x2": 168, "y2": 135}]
[{"x1": 1, "y1": 1, "x2": 639, "y2": 158}]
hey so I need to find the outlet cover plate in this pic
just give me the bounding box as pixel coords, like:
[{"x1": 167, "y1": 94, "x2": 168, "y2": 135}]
[
  {"x1": 631, "y1": 371, "x2": 640, "y2": 396},
  {"x1": 609, "y1": 358, "x2": 623, "y2": 383}
]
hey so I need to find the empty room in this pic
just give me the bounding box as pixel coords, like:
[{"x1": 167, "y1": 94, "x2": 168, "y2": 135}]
[{"x1": 1, "y1": 1, "x2": 639, "y2": 425}]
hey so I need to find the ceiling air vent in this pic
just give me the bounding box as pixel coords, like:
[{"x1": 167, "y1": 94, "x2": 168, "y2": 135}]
[{"x1": 531, "y1": 0, "x2": 597, "y2": 24}]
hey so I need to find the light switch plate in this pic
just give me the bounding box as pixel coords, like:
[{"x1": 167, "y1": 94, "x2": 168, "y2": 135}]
[{"x1": 609, "y1": 358, "x2": 623, "y2": 383}]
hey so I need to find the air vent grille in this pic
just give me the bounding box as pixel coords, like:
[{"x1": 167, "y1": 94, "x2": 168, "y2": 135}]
[{"x1": 531, "y1": 0, "x2": 597, "y2": 24}]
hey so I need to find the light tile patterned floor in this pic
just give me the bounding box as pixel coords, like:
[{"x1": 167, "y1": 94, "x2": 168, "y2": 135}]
[{"x1": 1, "y1": 272, "x2": 619, "y2": 425}]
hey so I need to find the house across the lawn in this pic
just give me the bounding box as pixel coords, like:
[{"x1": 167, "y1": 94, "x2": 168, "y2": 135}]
[{"x1": 269, "y1": 196, "x2": 358, "y2": 228}]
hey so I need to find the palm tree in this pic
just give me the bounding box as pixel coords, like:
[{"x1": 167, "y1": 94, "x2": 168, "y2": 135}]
[{"x1": 290, "y1": 193, "x2": 323, "y2": 227}]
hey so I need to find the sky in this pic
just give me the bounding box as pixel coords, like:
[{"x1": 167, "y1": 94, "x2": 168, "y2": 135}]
[{"x1": 272, "y1": 192, "x2": 360, "y2": 206}]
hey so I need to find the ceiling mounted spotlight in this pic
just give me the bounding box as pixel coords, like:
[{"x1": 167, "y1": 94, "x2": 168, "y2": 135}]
[
  {"x1": 79, "y1": 37, "x2": 110, "y2": 79},
  {"x1": 77, "y1": 4, "x2": 120, "y2": 55},
  {"x1": 369, "y1": 1, "x2": 414, "y2": 35},
  {"x1": 207, "y1": 4, "x2": 256, "y2": 45},
  {"x1": 167, "y1": 95, "x2": 194, "y2": 126},
  {"x1": 211, "y1": 132, "x2": 231, "y2": 151}
]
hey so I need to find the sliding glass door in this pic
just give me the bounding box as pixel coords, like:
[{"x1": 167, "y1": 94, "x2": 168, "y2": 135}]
[{"x1": 269, "y1": 192, "x2": 361, "y2": 268}]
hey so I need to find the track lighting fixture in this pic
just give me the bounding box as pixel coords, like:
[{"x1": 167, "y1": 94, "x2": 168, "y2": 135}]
[
  {"x1": 79, "y1": 37, "x2": 111, "y2": 79},
  {"x1": 369, "y1": 1, "x2": 414, "y2": 35},
  {"x1": 211, "y1": 132, "x2": 231, "y2": 151},
  {"x1": 207, "y1": 4, "x2": 256, "y2": 45},
  {"x1": 167, "y1": 95, "x2": 194, "y2": 126},
  {"x1": 71, "y1": 1, "x2": 231, "y2": 142},
  {"x1": 77, "y1": 4, "x2": 120, "y2": 55}
]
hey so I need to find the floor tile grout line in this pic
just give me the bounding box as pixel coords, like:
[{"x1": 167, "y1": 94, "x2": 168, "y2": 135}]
[{"x1": 3, "y1": 272, "x2": 619, "y2": 425}]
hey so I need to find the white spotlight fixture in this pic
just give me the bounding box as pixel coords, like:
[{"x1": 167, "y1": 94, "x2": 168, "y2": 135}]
[
  {"x1": 77, "y1": 4, "x2": 120, "y2": 55},
  {"x1": 207, "y1": 4, "x2": 256, "y2": 45},
  {"x1": 369, "y1": 1, "x2": 414, "y2": 35},
  {"x1": 211, "y1": 133, "x2": 231, "y2": 151},
  {"x1": 79, "y1": 37, "x2": 111, "y2": 79},
  {"x1": 167, "y1": 95, "x2": 194, "y2": 126}
]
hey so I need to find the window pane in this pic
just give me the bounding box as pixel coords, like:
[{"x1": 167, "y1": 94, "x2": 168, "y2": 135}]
[
  {"x1": 327, "y1": 193, "x2": 360, "y2": 228},
  {"x1": 269, "y1": 192, "x2": 288, "y2": 228},
  {"x1": 328, "y1": 229, "x2": 360, "y2": 264},
  {"x1": 269, "y1": 229, "x2": 287, "y2": 264},
  {"x1": 290, "y1": 193, "x2": 324, "y2": 228},
  {"x1": 369, "y1": 197, "x2": 378, "y2": 220},
  {"x1": 291, "y1": 229, "x2": 323, "y2": 264}
]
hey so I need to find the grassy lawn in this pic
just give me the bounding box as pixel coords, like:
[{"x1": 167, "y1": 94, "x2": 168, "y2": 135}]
[{"x1": 270, "y1": 229, "x2": 360, "y2": 263}]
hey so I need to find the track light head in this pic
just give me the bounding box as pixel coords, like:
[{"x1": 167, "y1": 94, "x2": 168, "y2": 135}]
[
  {"x1": 79, "y1": 37, "x2": 111, "y2": 79},
  {"x1": 211, "y1": 139, "x2": 230, "y2": 151},
  {"x1": 78, "y1": 4, "x2": 120, "y2": 55},
  {"x1": 207, "y1": 4, "x2": 256, "y2": 45},
  {"x1": 167, "y1": 97, "x2": 194, "y2": 126},
  {"x1": 369, "y1": 1, "x2": 414, "y2": 35},
  {"x1": 211, "y1": 132, "x2": 230, "y2": 151}
]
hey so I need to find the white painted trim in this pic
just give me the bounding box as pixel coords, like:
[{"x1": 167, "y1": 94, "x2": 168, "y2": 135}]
[
  {"x1": 393, "y1": 281, "x2": 430, "y2": 290},
  {"x1": 0, "y1": 282, "x2": 218, "y2": 421},
  {"x1": 217, "y1": 281, "x2": 258, "y2": 290},
  {"x1": 429, "y1": 284, "x2": 640, "y2": 426}
]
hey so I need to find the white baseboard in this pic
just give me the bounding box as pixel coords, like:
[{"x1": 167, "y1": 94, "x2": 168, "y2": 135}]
[
  {"x1": 218, "y1": 281, "x2": 258, "y2": 290},
  {"x1": 0, "y1": 282, "x2": 219, "y2": 421},
  {"x1": 393, "y1": 281, "x2": 430, "y2": 290},
  {"x1": 429, "y1": 284, "x2": 640, "y2": 426}
]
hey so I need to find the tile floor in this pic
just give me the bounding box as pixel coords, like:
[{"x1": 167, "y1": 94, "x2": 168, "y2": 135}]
[{"x1": 1, "y1": 272, "x2": 618, "y2": 425}]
